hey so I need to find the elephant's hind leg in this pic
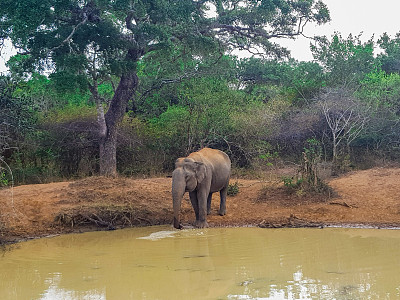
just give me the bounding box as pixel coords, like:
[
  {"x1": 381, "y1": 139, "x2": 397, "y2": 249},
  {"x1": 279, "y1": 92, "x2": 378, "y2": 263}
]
[
  {"x1": 207, "y1": 193, "x2": 212, "y2": 215},
  {"x1": 218, "y1": 185, "x2": 228, "y2": 216}
]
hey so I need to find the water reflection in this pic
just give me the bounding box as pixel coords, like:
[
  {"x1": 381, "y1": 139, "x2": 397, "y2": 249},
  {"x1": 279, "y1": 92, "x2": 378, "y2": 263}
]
[{"x1": 0, "y1": 227, "x2": 400, "y2": 299}]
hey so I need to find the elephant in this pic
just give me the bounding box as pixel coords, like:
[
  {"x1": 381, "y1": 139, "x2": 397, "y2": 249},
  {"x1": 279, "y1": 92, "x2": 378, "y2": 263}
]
[{"x1": 172, "y1": 147, "x2": 231, "y2": 229}]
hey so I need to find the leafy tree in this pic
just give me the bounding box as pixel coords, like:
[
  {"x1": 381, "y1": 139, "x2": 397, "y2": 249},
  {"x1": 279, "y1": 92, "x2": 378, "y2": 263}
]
[
  {"x1": 357, "y1": 70, "x2": 400, "y2": 112},
  {"x1": 311, "y1": 33, "x2": 375, "y2": 88},
  {"x1": 237, "y1": 58, "x2": 291, "y2": 108},
  {"x1": 238, "y1": 58, "x2": 325, "y2": 105},
  {"x1": 0, "y1": 0, "x2": 330, "y2": 176},
  {"x1": 377, "y1": 32, "x2": 400, "y2": 74},
  {"x1": 238, "y1": 58, "x2": 289, "y2": 85},
  {"x1": 356, "y1": 70, "x2": 400, "y2": 155},
  {"x1": 286, "y1": 60, "x2": 325, "y2": 104},
  {"x1": 151, "y1": 76, "x2": 245, "y2": 165},
  {"x1": 135, "y1": 54, "x2": 236, "y2": 118}
]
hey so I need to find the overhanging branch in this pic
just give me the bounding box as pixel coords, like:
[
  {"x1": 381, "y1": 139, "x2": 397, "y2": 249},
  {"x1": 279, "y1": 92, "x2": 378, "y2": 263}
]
[{"x1": 50, "y1": 14, "x2": 89, "y2": 52}]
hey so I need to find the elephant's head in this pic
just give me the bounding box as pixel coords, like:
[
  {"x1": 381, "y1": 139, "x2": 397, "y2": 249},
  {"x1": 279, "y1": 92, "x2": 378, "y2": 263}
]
[{"x1": 172, "y1": 158, "x2": 206, "y2": 229}]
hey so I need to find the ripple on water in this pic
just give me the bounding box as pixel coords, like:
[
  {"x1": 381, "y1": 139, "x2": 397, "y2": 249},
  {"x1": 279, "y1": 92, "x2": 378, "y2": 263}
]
[{"x1": 136, "y1": 230, "x2": 178, "y2": 241}]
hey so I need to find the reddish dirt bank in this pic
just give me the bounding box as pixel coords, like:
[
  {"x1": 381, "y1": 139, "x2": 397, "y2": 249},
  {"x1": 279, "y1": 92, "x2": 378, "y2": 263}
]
[{"x1": 1, "y1": 167, "x2": 400, "y2": 243}]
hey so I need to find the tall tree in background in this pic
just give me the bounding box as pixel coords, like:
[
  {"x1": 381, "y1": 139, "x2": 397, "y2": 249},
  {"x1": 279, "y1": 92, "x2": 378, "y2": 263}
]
[
  {"x1": 311, "y1": 33, "x2": 375, "y2": 88},
  {"x1": 0, "y1": 0, "x2": 330, "y2": 176},
  {"x1": 378, "y1": 32, "x2": 400, "y2": 74}
]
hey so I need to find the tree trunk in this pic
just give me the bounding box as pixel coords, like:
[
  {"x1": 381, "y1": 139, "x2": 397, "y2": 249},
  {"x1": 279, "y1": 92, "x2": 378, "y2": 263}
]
[
  {"x1": 99, "y1": 126, "x2": 118, "y2": 176},
  {"x1": 331, "y1": 134, "x2": 337, "y2": 176},
  {"x1": 99, "y1": 72, "x2": 138, "y2": 177}
]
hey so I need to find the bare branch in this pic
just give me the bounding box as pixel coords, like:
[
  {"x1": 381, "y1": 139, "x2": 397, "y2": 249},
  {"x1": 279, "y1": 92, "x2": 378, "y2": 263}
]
[
  {"x1": 125, "y1": 10, "x2": 136, "y2": 32},
  {"x1": 50, "y1": 14, "x2": 89, "y2": 52},
  {"x1": 319, "y1": 88, "x2": 370, "y2": 163}
]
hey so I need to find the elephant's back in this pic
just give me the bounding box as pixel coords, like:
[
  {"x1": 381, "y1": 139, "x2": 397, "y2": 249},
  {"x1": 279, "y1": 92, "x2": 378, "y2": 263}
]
[{"x1": 196, "y1": 148, "x2": 231, "y2": 166}]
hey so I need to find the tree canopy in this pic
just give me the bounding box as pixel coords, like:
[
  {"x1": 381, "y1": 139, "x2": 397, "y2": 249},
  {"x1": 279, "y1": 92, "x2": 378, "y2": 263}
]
[{"x1": 0, "y1": 0, "x2": 330, "y2": 176}]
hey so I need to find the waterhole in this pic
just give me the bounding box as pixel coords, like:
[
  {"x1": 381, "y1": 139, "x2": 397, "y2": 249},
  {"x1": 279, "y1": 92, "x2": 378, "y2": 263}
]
[{"x1": 1, "y1": 226, "x2": 400, "y2": 299}]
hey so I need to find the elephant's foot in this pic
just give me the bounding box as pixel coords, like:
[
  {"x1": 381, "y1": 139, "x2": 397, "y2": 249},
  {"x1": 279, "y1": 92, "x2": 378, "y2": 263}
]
[
  {"x1": 218, "y1": 209, "x2": 226, "y2": 216},
  {"x1": 194, "y1": 220, "x2": 209, "y2": 228},
  {"x1": 173, "y1": 217, "x2": 183, "y2": 229}
]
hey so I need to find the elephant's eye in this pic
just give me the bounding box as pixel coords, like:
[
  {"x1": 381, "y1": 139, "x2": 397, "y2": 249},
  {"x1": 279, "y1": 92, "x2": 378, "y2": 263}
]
[{"x1": 185, "y1": 172, "x2": 194, "y2": 180}]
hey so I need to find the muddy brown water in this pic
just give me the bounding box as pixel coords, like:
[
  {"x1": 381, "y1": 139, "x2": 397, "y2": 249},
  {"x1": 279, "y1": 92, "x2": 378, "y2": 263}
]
[{"x1": 1, "y1": 226, "x2": 400, "y2": 299}]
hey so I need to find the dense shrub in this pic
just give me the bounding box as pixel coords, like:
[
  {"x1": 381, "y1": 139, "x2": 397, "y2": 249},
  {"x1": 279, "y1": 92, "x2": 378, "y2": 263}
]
[{"x1": 117, "y1": 117, "x2": 164, "y2": 176}]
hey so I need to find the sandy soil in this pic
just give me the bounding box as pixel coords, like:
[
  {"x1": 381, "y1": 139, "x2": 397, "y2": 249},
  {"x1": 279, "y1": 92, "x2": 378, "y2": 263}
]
[{"x1": 1, "y1": 167, "x2": 400, "y2": 243}]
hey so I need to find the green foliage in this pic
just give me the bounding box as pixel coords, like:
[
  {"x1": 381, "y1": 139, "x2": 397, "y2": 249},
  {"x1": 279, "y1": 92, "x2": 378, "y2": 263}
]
[
  {"x1": 0, "y1": 170, "x2": 8, "y2": 187},
  {"x1": 150, "y1": 77, "x2": 243, "y2": 153},
  {"x1": 49, "y1": 72, "x2": 89, "y2": 95},
  {"x1": 355, "y1": 70, "x2": 400, "y2": 155},
  {"x1": 282, "y1": 139, "x2": 330, "y2": 195},
  {"x1": 229, "y1": 98, "x2": 289, "y2": 167},
  {"x1": 282, "y1": 176, "x2": 303, "y2": 188},
  {"x1": 42, "y1": 104, "x2": 97, "y2": 124},
  {"x1": 311, "y1": 33, "x2": 376, "y2": 87},
  {"x1": 357, "y1": 70, "x2": 400, "y2": 111},
  {"x1": 286, "y1": 61, "x2": 326, "y2": 105},
  {"x1": 227, "y1": 181, "x2": 239, "y2": 196},
  {"x1": 259, "y1": 150, "x2": 279, "y2": 167},
  {"x1": 97, "y1": 83, "x2": 114, "y2": 101},
  {"x1": 238, "y1": 58, "x2": 289, "y2": 85},
  {"x1": 136, "y1": 54, "x2": 237, "y2": 118},
  {"x1": 300, "y1": 139, "x2": 330, "y2": 193},
  {"x1": 238, "y1": 58, "x2": 325, "y2": 106},
  {"x1": 1, "y1": 0, "x2": 332, "y2": 177},
  {"x1": 6, "y1": 103, "x2": 98, "y2": 184},
  {"x1": 6, "y1": 54, "x2": 35, "y2": 80},
  {"x1": 0, "y1": 76, "x2": 38, "y2": 156},
  {"x1": 303, "y1": 138, "x2": 322, "y2": 160},
  {"x1": 150, "y1": 105, "x2": 190, "y2": 165},
  {"x1": 1, "y1": 0, "x2": 331, "y2": 94},
  {"x1": 377, "y1": 32, "x2": 400, "y2": 74},
  {"x1": 10, "y1": 72, "x2": 92, "y2": 112}
]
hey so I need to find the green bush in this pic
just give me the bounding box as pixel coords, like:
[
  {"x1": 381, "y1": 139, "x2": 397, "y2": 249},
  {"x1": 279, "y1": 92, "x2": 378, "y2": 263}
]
[
  {"x1": 227, "y1": 181, "x2": 239, "y2": 196},
  {"x1": 282, "y1": 139, "x2": 332, "y2": 196},
  {"x1": 0, "y1": 170, "x2": 8, "y2": 187},
  {"x1": 281, "y1": 176, "x2": 303, "y2": 189}
]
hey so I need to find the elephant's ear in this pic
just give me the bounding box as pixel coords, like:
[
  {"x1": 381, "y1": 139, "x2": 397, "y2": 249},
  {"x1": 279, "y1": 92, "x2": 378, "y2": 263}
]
[{"x1": 195, "y1": 162, "x2": 206, "y2": 184}]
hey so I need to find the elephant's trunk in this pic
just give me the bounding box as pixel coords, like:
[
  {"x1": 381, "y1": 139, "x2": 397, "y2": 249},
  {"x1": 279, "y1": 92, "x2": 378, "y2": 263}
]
[{"x1": 172, "y1": 168, "x2": 186, "y2": 229}]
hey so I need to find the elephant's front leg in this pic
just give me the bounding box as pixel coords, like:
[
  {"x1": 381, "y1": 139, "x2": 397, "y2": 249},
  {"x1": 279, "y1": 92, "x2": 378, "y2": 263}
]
[
  {"x1": 189, "y1": 191, "x2": 199, "y2": 222},
  {"x1": 195, "y1": 189, "x2": 209, "y2": 228}
]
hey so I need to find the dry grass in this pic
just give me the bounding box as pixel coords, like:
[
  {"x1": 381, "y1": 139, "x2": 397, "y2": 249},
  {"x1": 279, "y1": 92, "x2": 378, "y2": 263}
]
[{"x1": 55, "y1": 204, "x2": 170, "y2": 229}]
